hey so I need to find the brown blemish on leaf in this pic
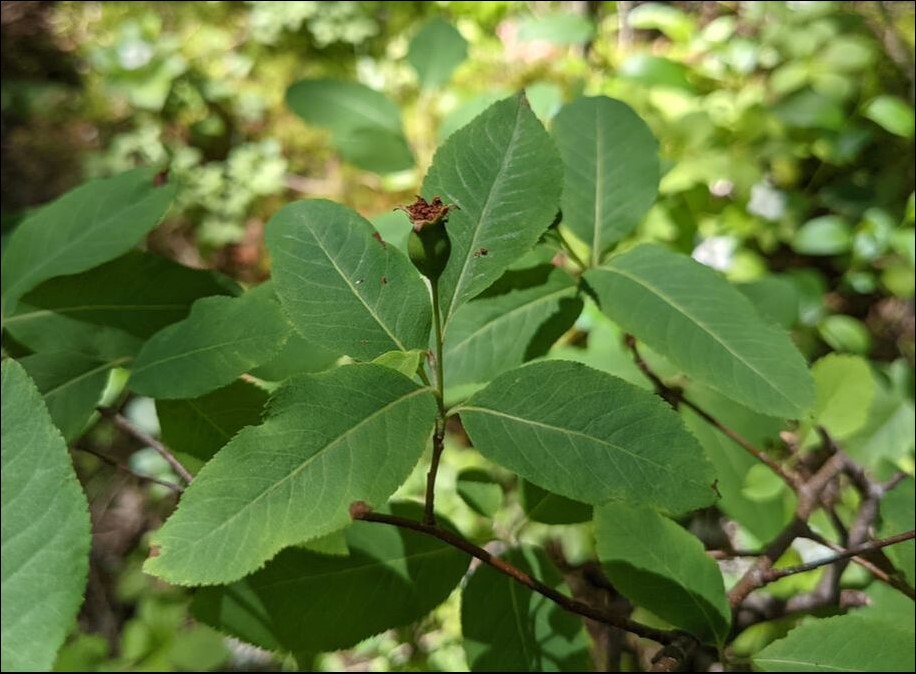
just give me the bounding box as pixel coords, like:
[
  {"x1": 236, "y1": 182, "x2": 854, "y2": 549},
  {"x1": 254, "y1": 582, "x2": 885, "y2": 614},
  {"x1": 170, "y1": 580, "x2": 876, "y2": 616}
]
[
  {"x1": 372, "y1": 231, "x2": 387, "y2": 249},
  {"x1": 148, "y1": 545, "x2": 161, "y2": 558},
  {"x1": 349, "y1": 500, "x2": 373, "y2": 519},
  {"x1": 153, "y1": 170, "x2": 169, "y2": 187},
  {"x1": 381, "y1": 276, "x2": 388, "y2": 285},
  {"x1": 474, "y1": 247, "x2": 489, "y2": 257}
]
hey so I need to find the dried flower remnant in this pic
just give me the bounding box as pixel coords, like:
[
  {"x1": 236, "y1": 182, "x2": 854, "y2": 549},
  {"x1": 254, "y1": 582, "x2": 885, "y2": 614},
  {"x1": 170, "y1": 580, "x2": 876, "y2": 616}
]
[{"x1": 397, "y1": 195, "x2": 456, "y2": 281}]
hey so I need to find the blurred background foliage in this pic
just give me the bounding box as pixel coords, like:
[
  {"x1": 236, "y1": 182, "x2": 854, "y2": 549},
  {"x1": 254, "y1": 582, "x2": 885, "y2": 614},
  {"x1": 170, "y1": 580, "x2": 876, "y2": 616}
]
[{"x1": 1, "y1": 1, "x2": 913, "y2": 671}]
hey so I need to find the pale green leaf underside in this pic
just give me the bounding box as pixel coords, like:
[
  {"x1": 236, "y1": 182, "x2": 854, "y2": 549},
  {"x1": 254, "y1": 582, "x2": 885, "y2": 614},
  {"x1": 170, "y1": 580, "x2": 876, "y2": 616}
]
[
  {"x1": 459, "y1": 360, "x2": 717, "y2": 515},
  {"x1": 1, "y1": 360, "x2": 91, "y2": 672},
  {"x1": 129, "y1": 289, "x2": 290, "y2": 399},
  {"x1": 552, "y1": 96, "x2": 659, "y2": 264},
  {"x1": 1, "y1": 168, "x2": 175, "y2": 320},
  {"x1": 462, "y1": 547, "x2": 590, "y2": 672},
  {"x1": 192, "y1": 503, "x2": 467, "y2": 653},
  {"x1": 584, "y1": 244, "x2": 814, "y2": 418},
  {"x1": 266, "y1": 199, "x2": 432, "y2": 361},
  {"x1": 145, "y1": 364, "x2": 437, "y2": 585},
  {"x1": 422, "y1": 94, "x2": 563, "y2": 327},
  {"x1": 444, "y1": 264, "x2": 581, "y2": 386},
  {"x1": 753, "y1": 614, "x2": 915, "y2": 671},
  {"x1": 595, "y1": 503, "x2": 730, "y2": 644}
]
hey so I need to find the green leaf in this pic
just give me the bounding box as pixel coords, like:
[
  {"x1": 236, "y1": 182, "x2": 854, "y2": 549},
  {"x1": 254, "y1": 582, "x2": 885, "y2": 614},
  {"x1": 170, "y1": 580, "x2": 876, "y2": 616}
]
[
  {"x1": 456, "y1": 469, "x2": 503, "y2": 517},
  {"x1": 266, "y1": 199, "x2": 432, "y2": 361},
  {"x1": 1, "y1": 168, "x2": 175, "y2": 319},
  {"x1": 461, "y1": 547, "x2": 590, "y2": 672},
  {"x1": 553, "y1": 96, "x2": 660, "y2": 263},
  {"x1": 20, "y1": 352, "x2": 126, "y2": 441},
  {"x1": 618, "y1": 54, "x2": 694, "y2": 91},
  {"x1": 811, "y1": 354, "x2": 875, "y2": 439},
  {"x1": 879, "y1": 478, "x2": 915, "y2": 586},
  {"x1": 250, "y1": 333, "x2": 340, "y2": 381},
  {"x1": 157, "y1": 380, "x2": 269, "y2": 472},
  {"x1": 129, "y1": 288, "x2": 290, "y2": 399},
  {"x1": 518, "y1": 480, "x2": 592, "y2": 525},
  {"x1": 459, "y1": 360, "x2": 716, "y2": 515},
  {"x1": 422, "y1": 94, "x2": 563, "y2": 327},
  {"x1": 14, "y1": 251, "x2": 238, "y2": 339},
  {"x1": 753, "y1": 614, "x2": 915, "y2": 671},
  {"x1": 1, "y1": 360, "x2": 91, "y2": 671},
  {"x1": 516, "y1": 11, "x2": 594, "y2": 45},
  {"x1": 628, "y1": 2, "x2": 696, "y2": 42},
  {"x1": 864, "y1": 96, "x2": 915, "y2": 139},
  {"x1": 817, "y1": 314, "x2": 872, "y2": 355},
  {"x1": 144, "y1": 364, "x2": 437, "y2": 585},
  {"x1": 737, "y1": 275, "x2": 799, "y2": 329},
  {"x1": 584, "y1": 244, "x2": 814, "y2": 418},
  {"x1": 193, "y1": 502, "x2": 467, "y2": 653},
  {"x1": 681, "y1": 385, "x2": 790, "y2": 542},
  {"x1": 444, "y1": 263, "x2": 581, "y2": 386},
  {"x1": 407, "y1": 18, "x2": 467, "y2": 89},
  {"x1": 372, "y1": 349, "x2": 424, "y2": 378},
  {"x1": 792, "y1": 216, "x2": 852, "y2": 256},
  {"x1": 285, "y1": 79, "x2": 413, "y2": 173},
  {"x1": 845, "y1": 378, "x2": 915, "y2": 469},
  {"x1": 595, "y1": 503, "x2": 730, "y2": 644}
]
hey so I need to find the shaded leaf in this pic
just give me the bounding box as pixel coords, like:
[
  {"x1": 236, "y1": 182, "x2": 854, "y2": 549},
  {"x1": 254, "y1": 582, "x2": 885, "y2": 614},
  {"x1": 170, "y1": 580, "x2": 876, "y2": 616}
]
[
  {"x1": 456, "y1": 469, "x2": 503, "y2": 517},
  {"x1": 1, "y1": 360, "x2": 91, "y2": 671},
  {"x1": 267, "y1": 199, "x2": 432, "y2": 361},
  {"x1": 1, "y1": 168, "x2": 175, "y2": 319},
  {"x1": 595, "y1": 503, "x2": 730, "y2": 644},
  {"x1": 444, "y1": 263, "x2": 581, "y2": 386},
  {"x1": 462, "y1": 547, "x2": 590, "y2": 672},
  {"x1": 144, "y1": 364, "x2": 437, "y2": 585},
  {"x1": 193, "y1": 503, "x2": 467, "y2": 653},
  {"x1": 519, "y1": 480, "x2": 592, "y2": 525},
  {"x1": 459, "y1": 360, "x2": 717, "y2": 515},
  {"x1": 879, "y1": 478, "x2": 915, "y2": 586},
  {"x1": 584, "y1": 244, "x2": 814, "y2": 418}
]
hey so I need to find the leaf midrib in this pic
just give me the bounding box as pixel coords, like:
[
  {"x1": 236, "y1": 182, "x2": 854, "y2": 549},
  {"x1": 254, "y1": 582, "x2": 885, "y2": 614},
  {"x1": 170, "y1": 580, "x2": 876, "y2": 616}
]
[{"x1": 597, "y1": 264, "x2": 798, "y2": 412}]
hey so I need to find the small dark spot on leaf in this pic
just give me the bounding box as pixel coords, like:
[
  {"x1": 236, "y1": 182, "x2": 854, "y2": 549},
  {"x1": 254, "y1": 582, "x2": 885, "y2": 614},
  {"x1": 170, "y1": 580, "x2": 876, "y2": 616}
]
[
  {"x1": 355, "y1": 278, "x2": 364, "y2": 285},
  {"x1": 153, "y1": 170, "x2": 169, "y2": 187},
  {"x1": 360, "y1": 339, "x2": 369, "y2": 345},
  {"x1": 474, "y1": 247, "x2": 489, "y2": 257},
  {"x1": 372, "y1": 231, "x2": 387, "y2": 248},
  {"x1": 381, "y1": 276, "x2": 388, "y2": 285},
  {"x1": 148, "y1": 545, "x2": 161, "y2": 558},
  {"x1": 711, "y1": 480, "x2": 722, "y2": 498}
]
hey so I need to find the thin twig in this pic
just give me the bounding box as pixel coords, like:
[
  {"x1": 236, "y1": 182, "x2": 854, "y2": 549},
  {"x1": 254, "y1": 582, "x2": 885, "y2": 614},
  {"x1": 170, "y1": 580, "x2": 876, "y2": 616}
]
[
  {"x1": 423, "y1": 277, "x2": 447, "y2": 525},
  {"x1": 764, "y1": 531, "x2": 915, "y2": 582},
  {"x1": 625, "y1": 335, "x2": 798, "y2": 487},
  {"x1": 350, "y1": 503, "x2": 680, "y2": 645},
  {"x1": 75, "y1": 445, "x2": 183, "y2": 493},
  {"x1": 98, "y1": 407, "x2": 193, "y2": 484}
]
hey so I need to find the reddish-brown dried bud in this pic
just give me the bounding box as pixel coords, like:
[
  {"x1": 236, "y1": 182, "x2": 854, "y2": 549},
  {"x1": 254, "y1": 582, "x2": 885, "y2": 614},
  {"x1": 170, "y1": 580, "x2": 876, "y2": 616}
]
[{"x1": 396, "y1": 195, "x2": 456, "y2": 232}]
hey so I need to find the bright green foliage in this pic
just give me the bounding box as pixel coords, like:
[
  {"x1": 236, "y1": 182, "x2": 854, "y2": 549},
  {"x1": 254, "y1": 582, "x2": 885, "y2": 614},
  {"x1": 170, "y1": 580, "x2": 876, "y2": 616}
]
[
  {"x1": 0, "y1": 168, "x2": 175, "y2": 319},
  {"x1": 266, "y1": 200, "x2": 432, "y2": 361},
  {"x1": 455, "y1": 469, "x2": 503, "y2": 517},
  {"x1": 192, "y1": 503, "x2": 468, "y2": 653},
  {"x1": 16, "y1": 251, "x2": 238, "y2": 338},
  {"x1": 461, "y1": 547, "x2": 590, "y2": 672},
  {"x1": 846, "y1": 374, "x2": 915, "y2": 469},
  {"x1": 444, "y1": 263, "x2": 581, "y2": 386},
  {"x1": 144, "y1": 364, "x2": 437, "y2": 585},
  {"x1": 422, "y1": 94, "x2": 563, "y2": 326},
  {"x1": 372, "y1": 349, "x2": 425, "y2": 378},
  {"x1": 516, "y1": 11, "x2": 594, "y2": 45},
  {"x1": 811, "y1": 354, "x2": 875, "y2": 439},
  {"x1": 518, "y1": 480, "x2": 592, "y2": 525},
  {"x1": 552, "y1": 96, "x2": 660, "y2": 264},
  {"x1": 594, "y1": 503, "x2": 731, "y2": 644},
  {"x1": 753, "y1": 614, "x2": 915, "y2": 671},
  {"x1": 130, "y1": 289, "x2": 289, "y2": 399},
  {"x1": 20, "y1": 352, "x2": 125, "y2": 440},
  {"x1": 737, "y1": 275, "x2": 800, "y2": 330},
  {"x1": 459, "y1": 360, "x2": 717, "y2": 514},
  {"x1": 157, "y1": 380, "x2": 269, "y2": 470},
  {"x1": 286, "y1": 79, "x2": 413, "y2": 173},
  {"x1": 1, "y1": 360, "x2": 91, "y2": 671},
  {"x1": 407, "y1": 18, "x2": 468, "y2": 89},
  {"x1": 879, "y1": 478, "x2": 915, "y2": 586},
  {"x1": 584, "y1": 244, "x2": 815, "y2": 418}
]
